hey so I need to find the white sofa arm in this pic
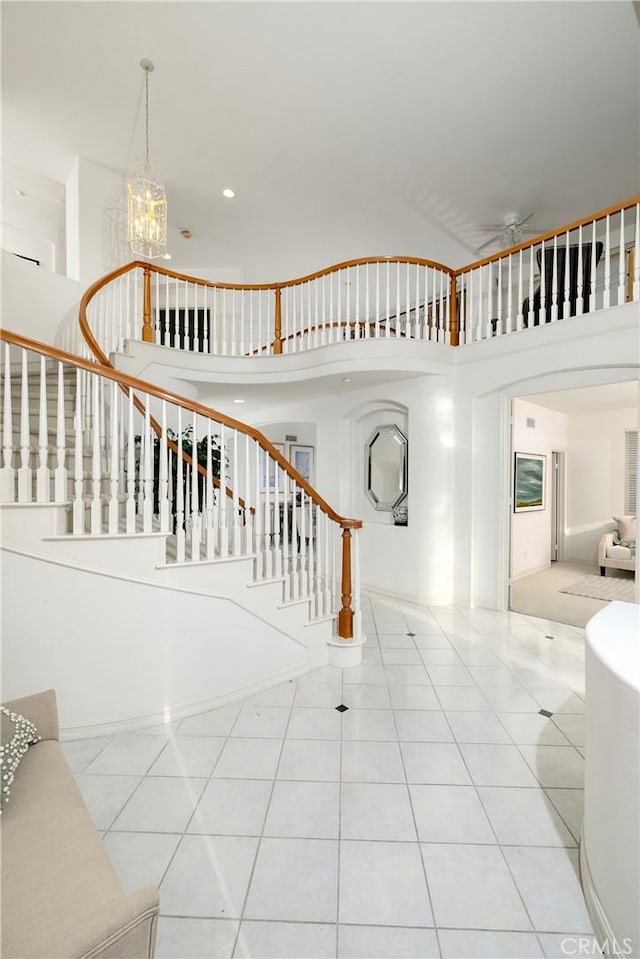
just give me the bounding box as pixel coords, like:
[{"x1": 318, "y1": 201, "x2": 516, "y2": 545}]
[{"x1": 598, "y1": 532, "x2": 615, "y2": 567}]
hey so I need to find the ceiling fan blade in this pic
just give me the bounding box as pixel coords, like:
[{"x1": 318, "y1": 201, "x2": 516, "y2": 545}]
[{"x1": 475, "y1": 231, "x2": 504, "y2": 252}]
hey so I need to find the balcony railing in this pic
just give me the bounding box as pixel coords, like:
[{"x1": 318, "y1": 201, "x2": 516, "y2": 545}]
[{"x1": 65, "y1": 195, "x2": 639, "y2": 364}]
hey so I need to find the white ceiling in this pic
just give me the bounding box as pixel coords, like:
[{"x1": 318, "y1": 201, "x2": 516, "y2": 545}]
[
  {"x1": 3, "y1": 1, "x2": 639, "y2": 282},
  {"x1": 525, "y1": 381, "x2": 639, "y2": 416}
]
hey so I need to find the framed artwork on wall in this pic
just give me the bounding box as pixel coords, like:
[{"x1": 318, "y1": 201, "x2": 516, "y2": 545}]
[
  {"x1": 514, "y1": 452, "x2": 545, "y2": 512},
  {"x1": 290, "y1": 444, "x2": 314, "y2": 487},
  {"x1": 259, "y1": 443, "x2": 285, "y2": 492}
]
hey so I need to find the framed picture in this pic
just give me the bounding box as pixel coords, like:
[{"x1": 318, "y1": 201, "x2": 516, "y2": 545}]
[
  {"x1": 290, "y1": 444, "x2": 314, "y2": 487},
  {"x1": 259, "y1": 443, "x2": 285, "y2": 492},
  {"x1": 514, "y1": 452, "x2": 545, "y2": 512}
]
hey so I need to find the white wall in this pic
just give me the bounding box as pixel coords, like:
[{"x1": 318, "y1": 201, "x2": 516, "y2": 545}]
[
  {"x1": 1, "y1": 250, "x2": 82, "y2": 346},
  {"x1": 511, "y1": 398, "x2": 567, "y2": 579},
  {"x1": 1, "y1": 548, "x2": 308, "y2": 736},
  {"x1": 1, "y1": 160, "x2": 66, "y2": 274},
  {"x1": 66, "y1": 157, "x2": 123, "y2": 286},
  {"x1": 243, "y1": 372, "x2": 455, "y2": 606},
  {"x1": 564, "y1": 407, "x2": 637, "y2": 563}
]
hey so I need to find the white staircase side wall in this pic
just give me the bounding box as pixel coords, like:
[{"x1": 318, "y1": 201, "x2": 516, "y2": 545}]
[
  {"x1": 1, "y1": 547, "x2": 321, "y2": 738},
  {"x1": 1, "y1": 504, "x2": 333, "y2": 647}
]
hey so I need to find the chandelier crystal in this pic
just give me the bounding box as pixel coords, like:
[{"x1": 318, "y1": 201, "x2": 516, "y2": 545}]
[{"x1": 128, "y1": 59, "x2": 167, "y2": 259}]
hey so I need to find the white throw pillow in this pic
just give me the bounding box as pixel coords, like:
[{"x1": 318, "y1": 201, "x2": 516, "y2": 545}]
[{"x1": 613, "y1": 515, "x2": 636, "y2": 543}]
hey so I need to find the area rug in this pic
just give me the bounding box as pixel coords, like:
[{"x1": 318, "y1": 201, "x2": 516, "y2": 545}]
[{"x1": 559, "y1": 575, "x2": 635, "y2": 603}]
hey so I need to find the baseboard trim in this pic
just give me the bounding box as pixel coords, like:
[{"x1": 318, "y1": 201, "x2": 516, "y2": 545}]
[
  {"x1": 579, "y1": 833, "x2": 629, "y2": 958},
  {"x1": 58, "y1": 659, "x2": 318, "y2": 741}
]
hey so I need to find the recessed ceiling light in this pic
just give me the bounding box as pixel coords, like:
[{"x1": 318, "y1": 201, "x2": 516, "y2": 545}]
[
  {"x1": 15, "y1": 189, "x2": 26, "y2": 198},
  {"x1": 162, "y1": 252, "x2": 172, "y2": 260},
  {"x1": 341, "y1": 377, "x2": 351, "y2": 383},
  {"x1": 232, "y1": 398, "x2": 245, "y2": 404},
  {"x1": 222, "y1": 188, "x2": 235, "y2": 199}
]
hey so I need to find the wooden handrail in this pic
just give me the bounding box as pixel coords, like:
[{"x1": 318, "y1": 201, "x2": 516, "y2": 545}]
[
  {"x1": 455, "y1": 194, "x2": 640, "y2": 276},
  {"x1": 0, "y1": 328, "x2": 362, "y2": 532}
]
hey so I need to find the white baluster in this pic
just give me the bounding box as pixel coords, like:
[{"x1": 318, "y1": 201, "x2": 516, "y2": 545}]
[
  {"x1": 272, "y1": 441, "x2": 281, "y2": 574},
  {"x1": 35, "y1": 355, "x2": 50, "y2": 502},
  {"x1": 175, "y1": 409, "x2": 186, "y2": 561},
  {"x1": 527, "y1": 247, "x2": 535, "y2": 327},
  {"x1": 17, "y1": 350, "x2": 32, "y2": 503},
  {"x1": 385, "y1": 261, "x2": 391, "y2": 338},
  {"x1": 126, "y1": 391, "x2": 136, "y2": 533},
  {"x1": 355, "y1": 265, "x2": 361, "y2": 339},
  {"x1": 290, "y1": 481, "x2": 300, "y2": 601},
  {"x1": 254, "y1": 443, "x2": 264, "y2": 579},
  {"x1": 159, "y1": 401, "x2": 170, "y2": 533},
  {"x1": 563, "y1": 231, "x2": 571, "y2": 317},
  {"x1": 486, "y1": 261, "x2": 493, "y2": 339},
  {"x1": 550, "y1": 236, "x2": 559, "y2": 322},
  {"x1": 107, "y1": 381, "x2": 119, "y2": 532},
  {"x1": 505, "y1": 255, "x2": 512, "y2": 335},
  {"x1": 538, "y1": 240, "x2": 547, "y2": 324},
  {"x1": 243, "y1": 432, "x2": 252, "y2": 555},
  {"x1": 375, "y1": 263, "x2": 380, "y2": 338},
  {"x1": 576, "y1": 226, "x2": 584, "y2": 315},
  {"x1": 590, "y1": 220, "x2": 598, "y2": 312},
  {"x1": 232, "y1": 428, "x2": 242, "y2": 558},
  {"x1": 1, "y1": 343, "x2": 15, "y2": 502},
  {"x1": 495, "y1": 258, "x2": 503, "y2": 336},
  {"x1": 190, "y1": 411, "x2": 201, "y2": 559},
  {"x1": 513, "y1": 252, "x2": 522, "y2": 332},
  {"x1": 604, "y1": 215, "x2": 611, "y2": 309},
  {"x1": 52, "y1": 361, "x2": 67, "y2": 502},
  {"x1": 219, "y1": 422, "x2": 229, "y2": 557},
  {"x1": 395, "y1": 262, "x2": 401, "y2": 338},
  {"x1": 72, "y1": 369, "x2": 84, "y2": 533},
  {"x1": 90, "y1": 375, "x2": 102, "y2": 532},
  {"x1": 203, "y1": 285, "x2": 210, "y2": 354},
  {"x1": 618, "y1": 208, "x2": 626, "y2": 306},
  {"x1": 204, "y1": 419, "x2": 215, "y2": 557},
  {"x1": 413, "y1": 262, "x2": 420, "y2": 338},
  {"x1": 477, "y1": 267, "x2": 483, "y2": 342},
  {"x1": 281, "y1": 455, "x2": 290, "y2": 601},
  {"x1": 364, "y1": 264, "x2": 371, "y2": 339}
]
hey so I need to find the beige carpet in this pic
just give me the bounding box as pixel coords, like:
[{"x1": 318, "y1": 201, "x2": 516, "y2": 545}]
[{"x1": 510, "y1": 561, "x2": 636, "y2": 628}]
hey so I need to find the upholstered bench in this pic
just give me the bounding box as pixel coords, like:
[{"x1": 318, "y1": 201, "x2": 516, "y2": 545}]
[{"x1": 1, "y1": 690, "x2": 159, "y2": 959}]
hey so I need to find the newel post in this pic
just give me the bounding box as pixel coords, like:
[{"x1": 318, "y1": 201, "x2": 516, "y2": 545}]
[
  {"x1": 142, "y1": 266, "x2": 153, "y2": 343},
  {"x1": 449, "y1": 274, "x2": 459, "y2": 347},
  {"x1": 273, "y1": 287, "x2": 283, "y2": 354},
  {"x1": 338, "y1": 526, "x2": 354, "y2": 639}
]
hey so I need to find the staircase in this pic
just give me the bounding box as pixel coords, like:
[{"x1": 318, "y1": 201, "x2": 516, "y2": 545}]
[{"x1": 1, "y1": 335, "x2": 363, "y2": 735}]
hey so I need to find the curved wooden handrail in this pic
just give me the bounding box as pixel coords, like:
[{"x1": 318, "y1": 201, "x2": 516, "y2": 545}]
[
  {"x1": 0, "y1": 328, "x2": 362, "y2": 531},
  {"x1": 81, "y1": 255, "x2": 455, "y2": 304},
  {"x1": 455, "y1": 194, "x2": 640, "y2": 276}
]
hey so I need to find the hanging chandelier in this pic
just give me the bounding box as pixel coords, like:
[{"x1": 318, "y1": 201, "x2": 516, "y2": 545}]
[{"x1": 127, "y1": 58, "x2": 167, "y2": 259}]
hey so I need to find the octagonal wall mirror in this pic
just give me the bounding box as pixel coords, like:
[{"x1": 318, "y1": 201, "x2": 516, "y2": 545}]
[{"x1": 365, "y1": 424, "x2": 408, "y2": 511}]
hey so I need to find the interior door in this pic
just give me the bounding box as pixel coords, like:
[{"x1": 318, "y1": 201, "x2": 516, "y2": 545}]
[{"x1": 550, "y1": 451, "x2": 565, "y2": 562}]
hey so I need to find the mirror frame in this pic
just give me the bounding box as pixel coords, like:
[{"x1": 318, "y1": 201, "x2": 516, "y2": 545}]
[{"x1": 365, "y1": 423, "x2": 408, "y2": 511}]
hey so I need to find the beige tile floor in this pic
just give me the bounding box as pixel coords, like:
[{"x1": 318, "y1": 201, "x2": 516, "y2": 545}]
[{"x1": 63, "y1": 595, "x2": 600, "y2": 959}]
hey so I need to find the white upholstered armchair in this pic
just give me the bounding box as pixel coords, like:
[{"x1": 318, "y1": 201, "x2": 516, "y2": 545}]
[{"x1": 598, "y1": 515, "x2": 636, "y2": 576}]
